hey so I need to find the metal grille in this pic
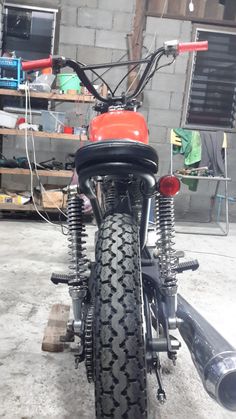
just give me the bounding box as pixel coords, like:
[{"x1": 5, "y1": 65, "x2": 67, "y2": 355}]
[{"x1": 186, "y1": 29, "x2": 236, "y2": 129}]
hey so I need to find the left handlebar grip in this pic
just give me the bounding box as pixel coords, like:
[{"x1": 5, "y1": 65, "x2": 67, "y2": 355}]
[{"x1": 22, "y1": 56, "x2": 53, "y2": 71}]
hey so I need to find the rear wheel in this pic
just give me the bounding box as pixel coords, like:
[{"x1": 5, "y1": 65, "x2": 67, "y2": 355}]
[{"x1": 94, "y1": 213, "x2": 147, "y2": 419}]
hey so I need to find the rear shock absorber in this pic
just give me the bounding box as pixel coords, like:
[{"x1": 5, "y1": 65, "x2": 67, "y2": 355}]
[
  {"x1": 104, "y1": 181, "x2": 117, "y2": 214},
  {"x1": 67, "y1": 189, "x2": 89, "y2": 336},
  {"x1": 155, "y1": 194, "x2": 178, "y2": 294},
  {"x1": 67, "y1": 192, "x2": 88, "y2": 285}
]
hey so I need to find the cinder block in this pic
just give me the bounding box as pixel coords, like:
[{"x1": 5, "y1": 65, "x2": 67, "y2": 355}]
[
  {"x1": 175, "y1": 193, "x2": 191, "y2": 220},
  {"x1": 59, "y1": 44, "x2": 77, "y2": 60},
  {"x1": 78, "y1": 8, "x2": 112, "y2": 30},
  {"x1": 149, "y1": 125, "x2": 168, "y2": 143},
  {"x1": 113, "y1": 12, "x2": 133, "y2": 32},
  {"x1": 98, "y1": 0, "x2": 135, "y2": 13},
  {"x1": 111, "y1": 49, "x2": 129, "y2": 61},
  {"x1": 104, "y1": 65, "x2": 129, "y2": 92},
  {"x1": 160, "y1": 161, "x2": 171, "y2": 176},
  {"x1": 13, "y1": 0, "x2": 60, "y2": 5},
  {"x1": 50, "y1": 140, "x2": 79, "y2": 155},
  {"x1": 148, "y1": 109, "x2": 181, "y2": 127},
  {"x1": 174, "y1": 54, "x2": 189, "y2": 74},
  {"x1": 61, "y1": 6, "x2": 77, "y2": 26},
  {"x1": 140, "y1": 108, "x2": 148, "y2": 121},
  {"x1": 95, "y1": 30, "x2": 127, "y2": 50},
  {"x1": 158, "y1": 57, "x2": 175, "y2": 74},
  {"x1": 152, "y1": 73, "x2": 186, "y2": 93},
  {"x1": 170, "y1": 93, "x2": 184, "y2": 111},
  {"x1": 60, "y1": 26, "x2": 95, "y2": 46},
  {"x1": 143, "y1": 90, "x2": 171, "y2": 110},
  {"x1": 143, "y1": 34, "x2": 157, "y2": 51},
  {"x1": 1, "y1": 175, "x2": 30, "y2": 191},
  {"x1": 62, "y1": 0, "x2": 98, "y2": 7},
  {"x1": 180, "y1": 20, "x2": 192, "y2": 41},
  {"x1": 146, "y1": 17, "x2": 181, "y2": 37},
  {"x1": 77, "y1": 45, "x2": 113, "y2": 64}
]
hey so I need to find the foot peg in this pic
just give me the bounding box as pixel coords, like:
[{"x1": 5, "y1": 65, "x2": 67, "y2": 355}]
[
  {"x1": 51, "y1": 273, "x2": 72, "y2": 285},
  {"x1": 175, "y1": 259, "x2": 199, "y2": 273},
  {"x1": 51, "y1": 272, "x2": 84, "y2": 287}
]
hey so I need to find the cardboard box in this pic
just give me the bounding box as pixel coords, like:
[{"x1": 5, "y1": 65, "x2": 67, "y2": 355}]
[
  {"x1": 35, "y1": 186, "x2": 67, "y2": 209},
  {"x1": 0, "y1": 191, "x2": 30, "y2": 205}
]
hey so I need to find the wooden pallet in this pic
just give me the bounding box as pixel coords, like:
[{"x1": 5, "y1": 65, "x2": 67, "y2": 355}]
[{"x1": 42, "y1": 303, "x2": 70, "y2": 352}]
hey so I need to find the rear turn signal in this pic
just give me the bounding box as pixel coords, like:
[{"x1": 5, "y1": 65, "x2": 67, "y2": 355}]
[{"x1": 158, "y1": 175, "x2": 180, "y2": 197}]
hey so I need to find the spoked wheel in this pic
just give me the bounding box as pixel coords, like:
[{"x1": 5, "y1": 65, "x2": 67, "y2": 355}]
[{"x1": 94, "y1": 213, "x2": 147, "y2": 419}]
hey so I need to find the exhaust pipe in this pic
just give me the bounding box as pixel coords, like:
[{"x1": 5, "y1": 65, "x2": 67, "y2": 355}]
[{"x1": 177, "y1": 294, "x2": 236, "y2": 411}]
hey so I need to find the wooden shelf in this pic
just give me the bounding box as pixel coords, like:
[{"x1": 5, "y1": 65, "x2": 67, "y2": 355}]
[
  {"x1": 0, "y1": 203, "x2": 65, "y2": 212},
  {"x1": 0, "y1": 128, "x2": 86, "y2": 141},
  {"x1": 0, "y1": 168, "x2": 72, "y2": 177},
  {"x1": 0, "y1": 88, "x2": 95, "y2": 103}
]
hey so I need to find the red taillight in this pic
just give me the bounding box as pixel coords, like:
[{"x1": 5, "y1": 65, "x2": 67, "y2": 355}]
[{"x1": 158, "y1": 175, "x2": 180, "y2": 197}]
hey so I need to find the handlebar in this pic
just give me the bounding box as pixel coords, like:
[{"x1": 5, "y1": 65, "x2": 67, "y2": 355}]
[
  {"x1": 22, "y1": 56, "x2": 53, "y2": 71},
  {"x1": 178, "y1": 41, "x2": 208, "y2": 53},
  {"x1": 21, "y1": 40, "x2": 208, "y2": 104}
]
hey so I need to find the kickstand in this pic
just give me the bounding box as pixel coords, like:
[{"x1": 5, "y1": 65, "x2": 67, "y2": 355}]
[{"x1": 154, "y1": 361, "x2": 166, "y2": 404}]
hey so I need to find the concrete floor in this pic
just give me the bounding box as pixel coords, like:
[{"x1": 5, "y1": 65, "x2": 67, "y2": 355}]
[{"x1": 0, "y1": 219, "x2": 236, "y2": 419}]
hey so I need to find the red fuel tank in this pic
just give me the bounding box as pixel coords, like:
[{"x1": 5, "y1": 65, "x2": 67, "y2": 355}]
[{"x1": 89, "y1": 110, "x2": 149, "y2": 144}]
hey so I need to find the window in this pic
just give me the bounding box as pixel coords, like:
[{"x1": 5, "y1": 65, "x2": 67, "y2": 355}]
[
  {"x1": 184, "y1": 27, "x2": 236, "y2": 130},
  {"x1": 2, "y1": 3, "x2": 58, "y2": 60}
]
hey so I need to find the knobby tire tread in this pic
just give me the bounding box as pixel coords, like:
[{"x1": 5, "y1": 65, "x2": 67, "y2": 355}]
[{"x1": 94, "y1": 213, "x2": 147, "y2": 419}]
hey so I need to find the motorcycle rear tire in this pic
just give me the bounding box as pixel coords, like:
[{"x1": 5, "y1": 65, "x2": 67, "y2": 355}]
[{"x1": 94, "y1": 213, "x2": 147, "y2": 419}]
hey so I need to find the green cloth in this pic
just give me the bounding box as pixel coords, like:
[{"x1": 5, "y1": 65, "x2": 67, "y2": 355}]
[
  {"x1": 173, "y1": 129, "x2": 202, "y2": 192},
  {"x1": 173, "y1": 128, "x2": 201, "y2": 166}
]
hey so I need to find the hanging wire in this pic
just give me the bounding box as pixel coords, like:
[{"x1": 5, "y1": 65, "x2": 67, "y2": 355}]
[{"x1": 24, "y1": 83, "x2": 68, "y2": 231}]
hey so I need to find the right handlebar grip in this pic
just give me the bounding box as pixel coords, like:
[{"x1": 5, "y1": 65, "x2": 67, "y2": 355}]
[
  {"x1": 178, "y1": 41, "x2": 208, "y2": 53},
  {"x1": 22, "y1": 56, "x2": 53, "y2": 71}
]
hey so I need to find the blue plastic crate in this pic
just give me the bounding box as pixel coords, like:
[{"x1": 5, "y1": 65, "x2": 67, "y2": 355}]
[
  {"x1": 0, "y1": 57, "x2": 20, "y2": 68},
  {"x1": 0, "y1": 57, "x2": 23, "y2": 89},
  {"x1": 0, "y1": 79, "x2": 19, "y2": 89}
]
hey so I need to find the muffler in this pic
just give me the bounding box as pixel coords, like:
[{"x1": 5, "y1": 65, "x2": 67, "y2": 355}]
[{"x1": 177, "y1": 294, "x2": 236, "y2": 411}]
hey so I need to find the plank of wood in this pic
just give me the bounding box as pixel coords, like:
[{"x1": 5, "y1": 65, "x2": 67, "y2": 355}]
[
  {"x1": 42, "y1": 304, "x2": 70, "y2": 352},
  {"x1": 0, "y1": 203, "x2": 64, "y2": 212},
  {"x1": 0, "y1": 128, "x2": 85, "y2": 141},
  {"x1": 145, "y1": 12, "x2": 236, "y2": 27},
  {"x1": 205, "y1": 0, "x2": 222, "y2": 19},
  {"x1": 224, "y1": 0, "x2": 236, "y2": 20},
  {"x1": 0, "y1": 167, "x2": 72, "y2": 177},
  {"x1": 185, "y1": 0, "x2": 206, "y2": 18},
  {"x1": 0, "y1": 88, "x2": 95, "y2": 103},
  {"x1": 148, "y1": 0, "x2": 168, "y2": 14},
  {"x1": 167, "y1": 0, "x2": 187, "y2": 16}
]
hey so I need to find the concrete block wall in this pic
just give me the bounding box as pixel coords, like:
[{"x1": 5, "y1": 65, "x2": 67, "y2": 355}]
[
  {"x1": 143, "y1": 16, "x2": 236, "y2": 222},
  {"x1": 1, "y1": 4, "x2": 235, "y2": 221},
  {"x1": 2, "y1": 0, "x2": 136, "y2": 190},
  {"x1": 143, "y1": 17, "x2": 192, "y2": 177}
]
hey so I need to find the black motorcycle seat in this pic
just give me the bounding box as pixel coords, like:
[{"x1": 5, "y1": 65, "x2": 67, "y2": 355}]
[{"x1": 75, "y1": 140, "x2": 159, "y2": 174}]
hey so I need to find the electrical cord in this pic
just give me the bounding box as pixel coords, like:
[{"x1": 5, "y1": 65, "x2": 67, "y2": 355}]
[
  {"x1": 182, "y1": 249, "x2": 236, "y2": 260},
  {"x1": 27, "y1": 87, "x2": 67, "y2": 218},
  {"x1": 125, "y1": 36, "x2": 158, "y2": 94},
  {"x1": 113, "y1": 62, "x2": 142, "y2": 95},
  {"x1": 24, "y1": 84, "x2": 55, "y2": 225},
  {"x1": 24, "y1": 83, "x2": 68, "y2": 229}
]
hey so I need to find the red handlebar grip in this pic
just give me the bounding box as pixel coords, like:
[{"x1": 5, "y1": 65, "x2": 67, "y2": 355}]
[
  {"x1": 22, "y1": 56, "x2": 53, "y2": 71},
  {"x1": 178, "y1": 41, "x2": 208, "y2": 53}
]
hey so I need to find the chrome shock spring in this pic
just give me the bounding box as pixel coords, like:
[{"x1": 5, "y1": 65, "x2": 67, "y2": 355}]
[
  {"x1": 104, "y1": 182, "x2": 116, "y2": 213},
  {"x1": 155, "y1": 194, "x2": 178, "y2": 291},
  {"x1": 67, "y1": 193, "x2": 88, "y2": 287}
]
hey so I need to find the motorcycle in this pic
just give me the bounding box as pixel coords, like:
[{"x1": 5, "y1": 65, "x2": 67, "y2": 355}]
[{"x1": 22, "y1": 39, "x2": 236, "y2": 419}]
